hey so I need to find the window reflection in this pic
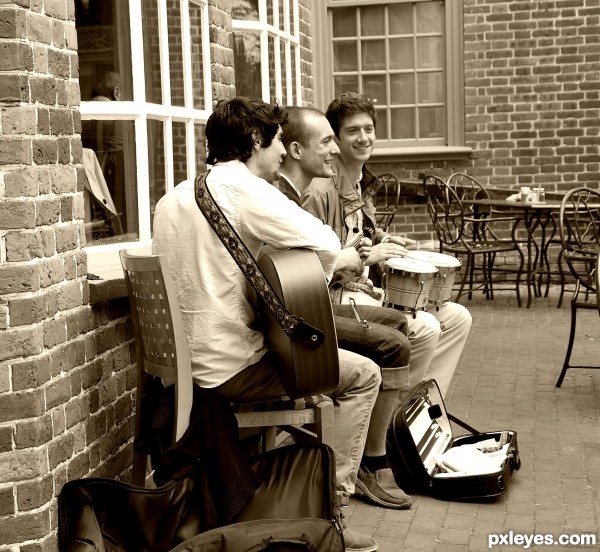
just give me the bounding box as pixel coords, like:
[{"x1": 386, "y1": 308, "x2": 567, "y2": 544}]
[
  {"x1": 233, "y1": 32, "x2": 262, "y2": 98},
  {"x1": 76, "y1": 0, "x2": 138, "y2": 244}
]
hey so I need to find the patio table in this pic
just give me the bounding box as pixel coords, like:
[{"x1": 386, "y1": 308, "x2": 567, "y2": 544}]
[{"x1": 461, "y1": 198, "x2": 565, "y2": 308}]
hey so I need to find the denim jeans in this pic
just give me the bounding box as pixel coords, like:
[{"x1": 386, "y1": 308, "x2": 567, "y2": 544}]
[
  {"x1": 341, "y1": 291, "x2": 472, "y2": 397},
  {"x1": 213, "y1": 349, "x2": 381, "y2": 497},
  {"x1": 333, "y1": 303, "x2": 410, "y2": 370}
]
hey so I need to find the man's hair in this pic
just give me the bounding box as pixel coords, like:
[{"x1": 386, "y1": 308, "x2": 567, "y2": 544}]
[
  {"x1": 92, "y1": 72, "x2": 121, "y2": 100},
  {"x1": 325, "y1": 92, "x2": 377, "y2": 137},
  {"x1": 281, "y1": 106, "x2": 326, "y2": 150},
  {"x1": 205, "y1": 97, "x2": 288, "y2": 165}
]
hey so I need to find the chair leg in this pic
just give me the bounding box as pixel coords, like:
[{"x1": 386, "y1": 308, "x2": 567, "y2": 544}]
[
  {"x1": 515, "y1": 246, "x2": 524, "y2": 308},
  {"x1": 456, "y1": 254, "x2": 472, "y2": 303},
  {"x1": 556, "y1": 298, "x2": 578, "y2": 387}
]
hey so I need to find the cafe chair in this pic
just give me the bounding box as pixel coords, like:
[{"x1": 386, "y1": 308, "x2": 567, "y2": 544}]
[
  {"x1": 120, "y1": 250, "x2": 335, "y2": 486},
  {"x1": 423, "y1": 174, "x2": 525, "y2": 306},
  {"x1": 555, "y1": 187, "x2": 600, "y2": 387},
  {"x1": 374, "y1": 172, "x2": 402, "y2": 232}
]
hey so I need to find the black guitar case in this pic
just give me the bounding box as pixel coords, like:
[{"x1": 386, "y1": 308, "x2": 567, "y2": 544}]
[
  {"x1": 58, "y1": 443, "x2": 343, "y2": 552},
  {"x1": 387, "y1": 380, "x2": 521, "y2": 501}
]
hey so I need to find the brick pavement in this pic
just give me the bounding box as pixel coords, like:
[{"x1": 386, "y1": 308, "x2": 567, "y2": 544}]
[{"x1": 345, "y1": 290, "x2": 600, "y2": 552}]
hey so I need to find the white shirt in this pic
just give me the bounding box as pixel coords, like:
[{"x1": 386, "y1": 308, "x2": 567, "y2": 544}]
[{"x1": 152, "y1": 161, "x2": 341, "y2": 387}]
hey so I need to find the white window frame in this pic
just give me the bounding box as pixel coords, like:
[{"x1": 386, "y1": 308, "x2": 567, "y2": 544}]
[
  {"x1": 232, "y1": 0, "x2": 302, "y2": 105},
  {"x1": 80, "y1": 0, "x2": 212, "y2": 254},
  {"x1": 312, "y1": 0, "x2": 469, "y2": 159}
]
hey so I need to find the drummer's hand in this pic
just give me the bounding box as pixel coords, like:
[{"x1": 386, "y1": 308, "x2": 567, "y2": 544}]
[
  {"x1": 356, "y1": 237, "x2": 372, "y2": 261},
  {"x1": 387, "y1": 235, "x2": 418, "y2": 248},
  {"x1": 365, "y1": 242, "x2": 409, "y2": 265}
]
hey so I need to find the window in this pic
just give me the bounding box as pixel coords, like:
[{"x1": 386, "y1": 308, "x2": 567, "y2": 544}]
[
  {"x1": 232, "y1": 0, "x2": 302, "y2": 106},
  {"x1": 313, "y1": 0, "x2": 464, "y2": 153},
  {"x1": 76, "y1": 0, "x2": 211, "y2": 248}
]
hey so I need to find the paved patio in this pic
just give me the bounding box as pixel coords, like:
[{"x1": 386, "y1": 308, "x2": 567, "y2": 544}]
[{"x1": 344, "y1": 289, "x2": 600, "y2": 551}]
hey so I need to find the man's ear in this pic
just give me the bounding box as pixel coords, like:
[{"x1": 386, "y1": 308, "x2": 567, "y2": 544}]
[
  {"x1": 251, "y1": 130, "x2": 261, "y2": 150},
  {"x1": 288, "y1": 141, "x2": 302, "y2": 160}
]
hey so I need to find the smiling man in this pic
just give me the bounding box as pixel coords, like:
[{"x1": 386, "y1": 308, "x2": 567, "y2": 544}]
[
  {"x1": 301, "y1": 91, "x2": 472, "y2": 409},
  {"x1": 277, "y1": 106, "x2": 414, "y2": 514}
]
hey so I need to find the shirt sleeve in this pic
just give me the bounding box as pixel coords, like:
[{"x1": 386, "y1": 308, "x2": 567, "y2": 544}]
[{"x1": 240, "y1": 178, "x2": 341, "y2": 281}]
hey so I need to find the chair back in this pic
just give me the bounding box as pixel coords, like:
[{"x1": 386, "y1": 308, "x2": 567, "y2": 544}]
[
  {"x1": 447, "y1": 173, "x2": 490, "y2": 202},
  {"x1": 374, "y1": 173, "x2": 401, "y2": 231},
  {"x1": 120, "y1": 250, "x2": 193, "y2": 441},
  {"x1": 422, "y1": 174, "x2": 466, "y2": 247},
  {"x1": 558, "y1": 187, "x2": 600, "y2": 294}
]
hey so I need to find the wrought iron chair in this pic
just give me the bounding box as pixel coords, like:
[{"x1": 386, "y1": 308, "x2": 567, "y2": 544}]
[
  {"x1": 555, "y1": 187, "x2": 600, "y2": 387},
  {"x1": 374, "y1": 173, "x2": 401, "y2": 232},
  {"x1": 423, "y1": 174, "x2": 525, "y2": 306},
  {"x1": 120, "y1": 250, "x2": 334, "y2": 486}
]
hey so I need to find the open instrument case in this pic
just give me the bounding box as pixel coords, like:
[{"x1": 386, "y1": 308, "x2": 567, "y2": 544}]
[{"x1": 387, "y1": 380, "x2": 521, "y2": 500}]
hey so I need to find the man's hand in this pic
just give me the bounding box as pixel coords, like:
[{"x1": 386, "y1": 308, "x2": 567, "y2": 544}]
[
  {"x1": 386, "y1": 235, "x2": 418, "y2": 248},
  {"x1": 330, "y1": 247, "x2": 365, "y2": 286},
  {"x1": 365, "y1": 242, "x2": 409, "y2": 265},
  {"x1": 355, "y1": 237, "x2": 372, "y2": 261}
]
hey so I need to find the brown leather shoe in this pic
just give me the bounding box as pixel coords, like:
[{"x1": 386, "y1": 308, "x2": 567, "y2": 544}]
[
  {"x1": 342, "y1": 527, "x2": 378, "y2": 552},
  {"x1": 355, "y1": 467, "x2": 412, "y2": 509}
]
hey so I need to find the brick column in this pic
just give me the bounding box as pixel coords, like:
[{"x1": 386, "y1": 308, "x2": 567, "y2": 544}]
[{"x1": 0, "y1": 2, "x2": 87, "y2": 548}]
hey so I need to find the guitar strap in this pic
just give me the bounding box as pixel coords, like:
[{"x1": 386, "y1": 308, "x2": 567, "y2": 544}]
[{"x1": 194, "y1": 170, "x2": 324, "y2": 350}]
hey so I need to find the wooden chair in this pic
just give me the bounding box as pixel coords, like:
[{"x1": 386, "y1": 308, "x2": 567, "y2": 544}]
[
  {"x1": 423, "y1": 174, "x2": 525, "y2": 306},
  {"x1": 120, "y1": 250, "x2": 335, "y2": 486},
  {"x1": 374, "y1": 173, "x2": 401, "y2": 232},
  {"x1": 555, "y1": 187, "x2": 600, "y2": 387}
]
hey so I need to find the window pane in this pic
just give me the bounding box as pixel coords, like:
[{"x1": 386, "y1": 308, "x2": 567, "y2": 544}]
[
  {"x1": 233, "y1": 0, "x2": 259, "y2": 20},
  {"x1": 291, "y1": 44, "x2": 298, "y2": 104},
  {"x1": 75, "y1": 0, "x2": 132, "y2": 101},
  {"x1": 269, "y1": 35, "x2": 277, "y2": 103},
  {"x1": 190, "y1": 4, "x2": 205, "y2": 109},
  {"x1": 419, "y1": 106, "x2": 445, "y2": 138},
  {"x1": 334, "y1": 75, "x2": 359, "y2": 97},
  {"x1": 195, "y1": 123, "x2": 206, "y2": 175},
  {"x1": 333, "y1": 41, "x2": 358, "y2": 71},
  {"x1": 390, "y1": 73, "x2": 415, "y2": 104},
  {"x1": 363, "y1": 75, "x2": 387, "y2": 105},
  {"x1": 418, "y1": 72, "x2": 443, "y2": 104},
  {"x1": 417, "y1": 2, "x2": 443, "y2": 33},
  {"x1": 391, "y1": 108, "x2": 415, "y2": 139},
  {"x1": 172, "y1": 121, "x2": 188, "y2": 186},
  {"x1": 81, "y1": 119, "x2": 138, "y2": 244},
  {"x1": 147, "y1": 119, "x2": 165, "y2": 231},
  {"x1": 280, "y1": 41, "x2": 288, "y2": 103},
  {"x1": 142, "y1": 0, "x2": 162, "y2": 103},
  {"x1": 360, "y1": 5, "x2": 384, "y2": 37},
  {"x1": 168, "y1": 0, "x2": 184, "y2": 107},
  {"x1": 361, "y1": 40, "x2": 385, "y2": 71},
  {"x1": 233, "y1": 32, "x2": 262, "y2": 98},
  {"x1": 389, "y1": 4, "x2": 413, "y2": 35},
  {"x1": 389, "y1": 38, "x2": 414, "y2": 70},
  {"x1": 332, "y1": 7, "x2": 356, "y2": 38},
  {"x1": 417, "y1": 36, "x2": 443, "y2": 69},
  {"x1": 267, "y1": 0, "x2": 274, "y2": 26},
  {"x1": 375, "y1": 107, "x2": 387, "y2": 139}
]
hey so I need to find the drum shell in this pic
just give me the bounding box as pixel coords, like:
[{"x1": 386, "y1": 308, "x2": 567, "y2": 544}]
[
  {"x1": 406, "y1": 251, "x2": 462, "y2": 307},
  {"x1": 383, "y1": 259, "x2": 437, "y2": 312}
]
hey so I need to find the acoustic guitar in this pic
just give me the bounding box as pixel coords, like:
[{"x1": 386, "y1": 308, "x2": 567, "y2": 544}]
[{"x1": 257, "y1": 248, "x2": 340, "y2": 399}]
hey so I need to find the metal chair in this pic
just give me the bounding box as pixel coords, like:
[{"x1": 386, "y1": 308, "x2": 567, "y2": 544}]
[
  {"x1": 120, "y1": 250, "x2": 334, "y2": 486},
  {"x1": 555, "y1": 187, "x2": 600, "y2": 387},
  {"x1": 423, "y1": 174, "x2": 525, "y2": 306},
  {"x1": 374, "y1": 173, "x2": 401, "y2": 232}
]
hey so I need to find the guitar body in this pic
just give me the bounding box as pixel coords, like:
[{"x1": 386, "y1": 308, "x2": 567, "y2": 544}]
[{"x1": 257, "y1": 249, "x2": 340, "y2": 399}]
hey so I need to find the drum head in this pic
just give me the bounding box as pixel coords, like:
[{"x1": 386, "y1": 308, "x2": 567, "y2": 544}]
[
  {"x1": 406, "y1": 250, "x2": 462, "y2": 268},
  {"x1": 385, "y1": 257, "x2": 439, "y2": 274}
]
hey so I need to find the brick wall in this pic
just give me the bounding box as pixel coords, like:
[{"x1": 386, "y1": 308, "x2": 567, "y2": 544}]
[{"x1": 0, "y1": 2, "x2": 138, "y2": 549}]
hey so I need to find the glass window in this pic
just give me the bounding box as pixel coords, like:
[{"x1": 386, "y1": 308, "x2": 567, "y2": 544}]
[
  {"x1": 76, "y1": 0, "x2": 211, "y2": 247},
  {"x1": 321, "y1": 0, "x2": 463, "y2": 150},
  {"x1": 232, "y1": 0, "x2": 302, "y2": 106}
]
